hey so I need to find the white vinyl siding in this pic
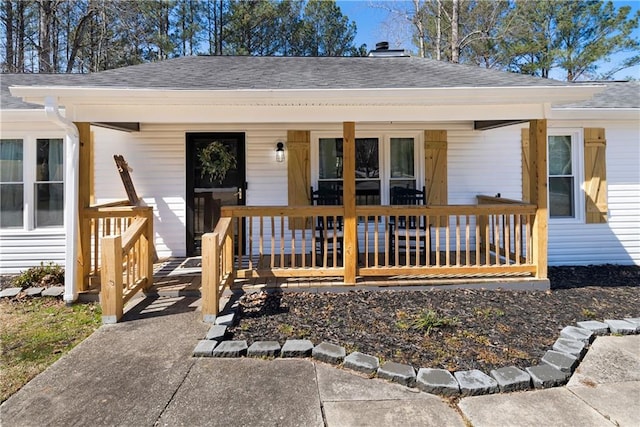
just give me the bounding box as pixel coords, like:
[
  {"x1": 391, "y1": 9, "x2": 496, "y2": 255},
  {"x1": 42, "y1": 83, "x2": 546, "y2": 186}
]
[
  {"x1": 448, "y1": 127, "x2": 522, "y2": 204},
  {"x1": 93, "y1": 121, "x2": 638, "y2": 265},
  {"x1": 0, "y1": 232, "x2": 66, "y2": 272},
  {"x1": 3, "y1": 118, "x2": 638, "y2": 273},
  {"x1": 93, "y1": 124, "x2": 291, "y2": 259},
  {"x1": 546, "y1": 121, "x2": 639, "y2": 265}
]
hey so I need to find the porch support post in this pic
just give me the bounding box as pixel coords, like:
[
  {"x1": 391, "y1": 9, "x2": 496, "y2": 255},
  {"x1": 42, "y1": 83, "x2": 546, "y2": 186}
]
[
  {"x1": 529, "y1": 119, "x2": 548, "y2": 279},
  {"x1": 75, "y1": 122, "x2": 92, "y2": 292},
  {"x1": 342, "y1": 121, "x2": 357, "y2": 285},
  {"x1": 45, "y1": 97, "x2": 79, "y2": 304}
]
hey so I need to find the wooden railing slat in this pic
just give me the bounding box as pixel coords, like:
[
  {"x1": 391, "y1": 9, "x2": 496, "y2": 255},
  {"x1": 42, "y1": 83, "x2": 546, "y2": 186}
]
[
  {"x1": 120, "y1": 217, "x2": 147, "y2": 254},
  {"x1": 205, "y1": 204, "x2": 536, "y2": 300}
]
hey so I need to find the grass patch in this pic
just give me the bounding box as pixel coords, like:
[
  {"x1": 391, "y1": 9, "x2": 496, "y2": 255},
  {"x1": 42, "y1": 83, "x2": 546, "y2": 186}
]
[
  {"x1": 397, "y1": 309, "x2": 460, "y2": 334},
  {"x1": 475, "y1": 307, "x2": 505, "y2": 319},
  {"x1": 277, "y1": 323, "x2": 294, "y2": 335},
  {"x1": 0, "y1": 298, "x2": 101, "y2": 403},
  {"x1": 410, "y1": 309, "x2": 459, "y2": 335}
]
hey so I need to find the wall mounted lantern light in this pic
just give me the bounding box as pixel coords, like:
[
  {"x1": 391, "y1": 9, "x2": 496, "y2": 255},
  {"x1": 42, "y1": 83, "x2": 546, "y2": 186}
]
[{"x1": 275, "y1": 142, "x2": 285, "y2": 163}]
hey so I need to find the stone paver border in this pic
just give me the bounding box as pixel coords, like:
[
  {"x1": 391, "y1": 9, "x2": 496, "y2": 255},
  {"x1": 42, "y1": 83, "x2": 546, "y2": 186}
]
[
  {"x1": 1, "y1": 285, "x2": 65, "y2": 299},
  {"x1": 193, "y1": 299, "x2": 639, "y2": 398},
  {"x1": 7, "y1": 283, "x2": 636, "y2": 398}
]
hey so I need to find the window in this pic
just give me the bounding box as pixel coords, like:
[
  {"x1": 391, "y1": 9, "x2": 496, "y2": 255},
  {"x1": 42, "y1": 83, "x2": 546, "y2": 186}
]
[
  {"x1": 318, "y1": 137, "x2": 381, "y2": 205},
  {"x1": 389, "y1": 137, "x2": 416, "y2": 197},
  {"x1": 0, "y1": 136, "x2": 64, "y2": 230},
  {"x1": 548, "y1": 132, "x2": 580, "y2": 219},
  {"x1": 0, "y1": 139, "x2": 24, "y2": 228},
  {"x1": 35, "y1": 139, "x2": 64, "y2": 227},
  {"x1": 316, "y1": 134, "x2": 419, "y2": 205}
]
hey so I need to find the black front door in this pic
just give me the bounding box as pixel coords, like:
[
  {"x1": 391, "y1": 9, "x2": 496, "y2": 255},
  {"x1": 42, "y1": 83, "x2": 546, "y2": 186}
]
[{"x1": 186, "y1": 133, "x2": 245, "y2": 256}]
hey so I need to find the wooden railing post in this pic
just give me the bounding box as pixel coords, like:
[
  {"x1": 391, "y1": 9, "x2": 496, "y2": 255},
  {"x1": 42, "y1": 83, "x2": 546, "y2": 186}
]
[
  {"x1": 78, "y1": 215, "x2": 92, "y2": 291},
  {"x1": 529, "y1": 120, "x2": 548, "y2": 279},
  {"x1": 343, "y1": 121, "x2": 357, "y2": 285},
  {"x1": 76, "y1": 123, "x2": 92, "y2": 292},
  {"x1": 202, "y1": 232, "x2": 220, "y2": 323},
  {"x1": 100, "y1": 235, "x2": 123, "y2": 324}
]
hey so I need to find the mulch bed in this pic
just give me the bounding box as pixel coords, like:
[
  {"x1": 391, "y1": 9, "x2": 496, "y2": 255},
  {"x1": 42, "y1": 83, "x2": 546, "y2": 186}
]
[{"x1": 228, "y1": 265, "x2": 639, "y2": 373}]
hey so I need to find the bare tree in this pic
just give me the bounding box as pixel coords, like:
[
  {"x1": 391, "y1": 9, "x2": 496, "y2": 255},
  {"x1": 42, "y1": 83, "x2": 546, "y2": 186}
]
[
  {"x1": 450, "y1": 0, "x2": 459, "y2": 62},
  {"x1": 37, "y1": 0, "x2": 51, "y2": 71},
  {"x1": 3, "y1": 0, "x2": 14, "y2": 71}
]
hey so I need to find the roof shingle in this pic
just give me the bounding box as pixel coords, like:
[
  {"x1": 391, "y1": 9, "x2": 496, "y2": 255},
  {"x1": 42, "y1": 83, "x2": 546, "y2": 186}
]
[
  {"x1": 79, "y1": 56, "x2": 572, "y2": 90},
  {"x1": 2, "y1": 56, "x2": 635, "y2": 110}
]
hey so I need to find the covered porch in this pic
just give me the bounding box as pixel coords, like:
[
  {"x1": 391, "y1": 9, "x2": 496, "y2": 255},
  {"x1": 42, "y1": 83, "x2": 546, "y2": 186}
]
[
  {"x1": 11, "y1": 55, "x2": 601, "y2": 324},
  {"x1": 198, "y1": 120, "x2": 550, "y2": 321},
  {"x1": 77, "y1": 120, "x2": 550, "y2": 323}
]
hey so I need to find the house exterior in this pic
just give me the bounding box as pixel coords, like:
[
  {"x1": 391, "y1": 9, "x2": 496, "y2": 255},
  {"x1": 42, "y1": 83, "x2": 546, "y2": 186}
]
[
  {"x1": 543, "y1": 82, "x2": 639, "y2": 266},
  {"x1": 1, "y1": 73, "x2": 89, "y2": 272},
  {"x1": 1, "y1": 55, "x2": 638, "y2": 305}
]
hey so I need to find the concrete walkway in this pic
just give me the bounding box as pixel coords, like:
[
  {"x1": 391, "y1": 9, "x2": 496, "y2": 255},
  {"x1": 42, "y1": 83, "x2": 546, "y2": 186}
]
[
  {"x1": 1, "y1": 295, "x2": 638, "y2": 427},
  {"x1": 459, "y1": 335, "x2": 640, "y2": 427}
]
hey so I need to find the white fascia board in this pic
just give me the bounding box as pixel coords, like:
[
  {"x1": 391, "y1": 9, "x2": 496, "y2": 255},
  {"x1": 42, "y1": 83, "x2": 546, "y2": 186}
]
[
  {"x1": 0, "y1": 109, "x2": 48, "y2": 122},
  {"x1": 10, "y1": 84, "x2": 604, "y2": 108},
  {"x1": 550, "y1": 108, "x2": 640, "y2": 121},
  {"x1": 65, "y1": 103, "x2": 550, "y2": 123}
]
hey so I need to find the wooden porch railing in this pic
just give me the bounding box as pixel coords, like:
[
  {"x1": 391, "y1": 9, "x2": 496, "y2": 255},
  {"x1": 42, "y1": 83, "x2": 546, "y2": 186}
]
[
  {"x1": 99, "y1": 212, "x2": 154, "y2": 323},
  {"x1": 79, "y1": 202, "x2": 153, "y2": 290},
  {"x1": 206, "y1": 201, "x2": 537, "y2": 286},
  {"x1": 476, "y1": 195, "x2": 532, "y2": 266},
  {"x1": 201, "y1": 217, "x2": 235, "y2": 322},
  {"x1": 221, "y1": 206, "x2": 346, "y2": 278},
  {"x1": 356, "y1": 201, "x2": 536, "y2": 277}
]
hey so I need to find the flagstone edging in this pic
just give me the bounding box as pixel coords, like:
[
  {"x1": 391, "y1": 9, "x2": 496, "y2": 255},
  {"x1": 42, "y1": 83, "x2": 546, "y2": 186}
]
[{"x1": 192, "y1": 303, "x2": 640, "y2": 397}]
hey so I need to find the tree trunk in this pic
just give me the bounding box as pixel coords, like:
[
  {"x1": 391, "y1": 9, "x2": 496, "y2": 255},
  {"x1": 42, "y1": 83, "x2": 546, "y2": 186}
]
[
  {"x1": 451, "y1": 0, "x2": 459, "y2": 63},
  {"x1": 16, "y1": 0, "x2": 25, "y2": 71},
  {"x1": 38, "y1": 0, "x2": 54, "y2": 72},
  {"x1": 66, "y1": 10, "x2": 95, "y2": 73},
  {"x1": 216, "y1": 0, "x2": 223, "y2": 55},
  {"x1": 566, "y1": 70, "x2": 575, "y2": 82},
  {"x1": 3, "y1": 0, "x2": 14, "y2": 71},
  {"x1": 436, "y1": 0, "x2": 442, "y2": 61},
  {"x1": 412, "y1": 0, "x2": 425, "y2": 58},
  {"x1": 52, "y1": 8, "x2": 58, "y2": 71}
]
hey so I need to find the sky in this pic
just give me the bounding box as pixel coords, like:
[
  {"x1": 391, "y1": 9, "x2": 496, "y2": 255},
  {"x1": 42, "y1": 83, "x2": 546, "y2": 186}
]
[{"x1": 336, "y1": 0, "x2": 640, "y2": 80}]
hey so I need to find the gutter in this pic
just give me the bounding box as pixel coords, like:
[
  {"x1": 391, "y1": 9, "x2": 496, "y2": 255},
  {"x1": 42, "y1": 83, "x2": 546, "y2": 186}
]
[{"x1": 44, "y1": 96, "x2": 79, "y2": 304}]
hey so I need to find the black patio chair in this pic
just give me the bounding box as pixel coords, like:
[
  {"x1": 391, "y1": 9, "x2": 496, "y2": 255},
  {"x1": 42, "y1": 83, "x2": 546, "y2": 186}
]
[
  {"x1": 310, "y1": 186, "x2": 343, "y2": 262},
  {"x1": 389, "y1": 186, "x2": 428, "y2": 263}
]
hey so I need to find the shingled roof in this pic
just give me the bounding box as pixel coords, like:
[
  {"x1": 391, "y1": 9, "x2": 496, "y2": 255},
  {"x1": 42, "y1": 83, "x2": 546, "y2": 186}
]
[
  {"x1": 556, "y1": 81, "x2": 640, "y2": 109},
  {"x1": 77, "y1": 55, "x2": 574, "y2": 90},
  {"x1": 1, "y1": 73, "x2": 88, "y2": 109},
  {"x1": 2, "y1": 56, "x2": 634, "y2": 110}
]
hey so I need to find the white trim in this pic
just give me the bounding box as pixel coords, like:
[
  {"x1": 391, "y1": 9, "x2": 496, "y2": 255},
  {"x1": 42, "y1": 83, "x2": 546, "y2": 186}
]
[
  {"x1": 9, "y1": 85, "x2": 604, "y2": 124},
  {"x1": 550, "y1": 108, "x2": 639, "y2": 120},
  {"x1": 24, "y1": 139, "x2": 35, "y2": 230},
  {"x1": 10, "y1": 85, "x2": 604, "y2": 107},
  {"x1": 0, "y1": 131, "x2": 67, "y2": 233},
  {"x1": 547, "y1": 128, "x2": 584, "y2": 224},
  {"x1": 311, "y1": 130, "x2": 423, "y2": 205},
  {"x1": 64, "y1": 103, "x2": 553, "y2": 123},
  {"x1": 1, "y1": 109, "x2": 51, "y2": 122}
]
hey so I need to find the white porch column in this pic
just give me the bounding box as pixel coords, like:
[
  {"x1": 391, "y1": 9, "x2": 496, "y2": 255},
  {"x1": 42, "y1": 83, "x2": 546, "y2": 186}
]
[{"x1": 45, "y1": 97, "x2": 80, "y2": 303}]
